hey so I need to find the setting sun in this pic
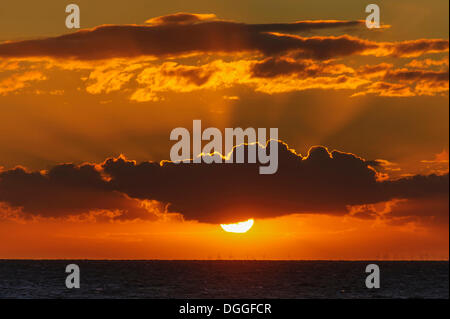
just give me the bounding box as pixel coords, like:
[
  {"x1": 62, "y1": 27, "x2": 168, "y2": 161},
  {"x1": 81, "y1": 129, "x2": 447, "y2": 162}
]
[{"x1": 220, "y1": 219, "x2": 255, "y2": 233}]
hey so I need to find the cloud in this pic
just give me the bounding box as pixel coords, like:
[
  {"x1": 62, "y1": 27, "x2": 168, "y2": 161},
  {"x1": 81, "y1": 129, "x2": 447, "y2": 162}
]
[
  {"x1": 348, "y1": 196, "x2": 449, "y2": 226},
  {"x1": 382, "y1": 39, "x2": 450, "y2": 58},
  {"x1": 130, "y1": 60, "x2": 225, "y2": 102},
  {"x1": 79, "y1": 54, "x2": 447, "y2": 100},
  {"x1": 145, "y1": 12, "x2": 218, "y2": 25},
  {"x1": 0, "y1": 60, "x2": 21, "y2": 71},
  {"x1": 422, "y1": 150, "x2": 449, "y2": 164},
  {"x1": 2, "y1": 13, "x2": 441, "y2": 62},
  {"x1": 352, "y1": 81, "x2": 415, "y2": 97},
  {"x1": 356, "y1": 63, "x2": 393, "y2": 79},
  {"x1": 0, "y1": 164, "x2": 163, "y2": 221},
  {"x1": 2, "y1": 56, "x2": 446, "y2": 100},
  {"x1": 384, "y1": 68, "x2": 449, "y2": 83},
  {"x1": 250, "y1": 57, "x2": 354, "y2": 78},
  {"x1": 223, "y1": 95, "x2": 239, "y2": 100},
  {"x1": 0, "y1": 71, "x2": 46, "y2": 95},
  {"x1": 85, "y1": 62, "x2": 144, "y2": 94},
  {"x1": 124, "y1": 59, "x2": 369, "y2": 101},
  {"x1": 0, "y1": 19, "x2": 368, "y2": 60},
  {"x1": 383, "y1": 68, "x2": 449, "y2": 96},
  {"x1": 418, "y1": 150, "x2": 449, "y2": 176},
  {"x1": 1, "y1": 142, "x2": 447, "y2": 224},
  {"x1": 406, "y1": 57, "x2": 449, "y2": 69},
  {"x1": 0, "y1": 13, "x2": 446, "y2": 99},
  {"x1": 386, "y1": 196, "x2": 449, "y2": 226},
  {"x1": 354, "y1": 67, "x2": 449, "y2": 97}
]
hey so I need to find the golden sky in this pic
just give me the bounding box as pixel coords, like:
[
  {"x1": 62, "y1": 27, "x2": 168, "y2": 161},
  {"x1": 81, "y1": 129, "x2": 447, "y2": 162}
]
[{"x1": 0, "y1": 0, "x2": 448, "y2": 259}]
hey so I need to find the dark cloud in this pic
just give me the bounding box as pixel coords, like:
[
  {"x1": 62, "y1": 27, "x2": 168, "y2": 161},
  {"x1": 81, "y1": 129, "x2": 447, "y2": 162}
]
[
  {"x1": 383, "y1": 173, "x2": 450, "y2": 199},
  {"x1": 388, "y1": 196, "x2": 449, "y2": 226},
  {"x1": 160, "y1": 63, "x2": 215, "y2": 86},
  {"x1": 0, "y1": 20, "x2": 370, "y2": 61},
  {"x1": 0, "y1": 164, "x2": 160, "y2": 221},
  {"x1": 353, "y1": 81, "x2": 414, "y2": 97},
  {"x1": 350, "y1": 196, "x2": 449, "y2": 226},
  {"x1": 0, "y1": 12, "x2": 445, "y2": 62},
  {"x1": 1, "y1": 142, "x2": 447, "y2": 224},
  {"x1": 354, "y1": 68, "x2": 450, "y2": 96},
  {"x1": 384, "y1": 68, "x2": 449, "y2": 84},
  {"x1": 357, "y1": 63, "x2": 393, "y2": 75},
  {"x1": 250, "y1": 57, "x2": 352, "y2": 78},
  {"x1": 251, "y1": 57, "x2": 320, "y2": 78},
  {"x1": 385, "y1": 39, "x2": 450, "y2": 57}
]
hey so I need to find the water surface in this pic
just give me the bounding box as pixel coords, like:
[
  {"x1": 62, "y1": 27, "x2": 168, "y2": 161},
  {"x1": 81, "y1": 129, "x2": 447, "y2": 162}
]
[{"x1": 0, "y1": 260, "x2": 447, "y2": 298}]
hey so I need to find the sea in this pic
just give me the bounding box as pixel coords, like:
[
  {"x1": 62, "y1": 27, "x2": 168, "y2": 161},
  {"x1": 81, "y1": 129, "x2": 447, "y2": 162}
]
[{"x1": 0, "y1": 260, "x2": 448, "y2": 299}]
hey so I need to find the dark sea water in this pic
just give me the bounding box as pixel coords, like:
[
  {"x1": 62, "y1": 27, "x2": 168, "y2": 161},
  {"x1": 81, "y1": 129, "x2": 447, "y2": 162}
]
[{"x1": 0, "y1": 260, "x2": 448, "y2": 299}]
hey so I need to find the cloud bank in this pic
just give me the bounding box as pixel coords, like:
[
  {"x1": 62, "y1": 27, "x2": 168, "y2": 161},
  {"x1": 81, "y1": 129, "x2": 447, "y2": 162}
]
[
  {"x1": 0, "y1": 141, "x2": 447, "y2": 224},
  {"x1": 0, "y1": 13, "x2": 445, "y2": 61},
  {"x1": 0, "y1": 13, "x2": 448, "y2": 98}
]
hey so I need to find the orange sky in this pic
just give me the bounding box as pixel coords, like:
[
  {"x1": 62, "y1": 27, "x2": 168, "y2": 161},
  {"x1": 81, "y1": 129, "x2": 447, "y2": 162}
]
[
  {"x1": 0, "y1": 212, "x2": 447, "y2": 260},
  {"x1": 0, "y1": 0, "x2": 448, "y2": 259}
]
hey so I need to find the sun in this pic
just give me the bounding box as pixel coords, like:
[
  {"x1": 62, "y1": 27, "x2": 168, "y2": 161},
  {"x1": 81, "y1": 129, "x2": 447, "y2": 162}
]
[{"x1": 220, "y1": 219, "x2": 254, "y2": 233}]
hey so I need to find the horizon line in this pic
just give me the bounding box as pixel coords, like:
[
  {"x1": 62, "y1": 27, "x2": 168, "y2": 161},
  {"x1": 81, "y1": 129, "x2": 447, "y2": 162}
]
[{"x1": 0, "y1": 259, "x2": 448, "y2": 262}]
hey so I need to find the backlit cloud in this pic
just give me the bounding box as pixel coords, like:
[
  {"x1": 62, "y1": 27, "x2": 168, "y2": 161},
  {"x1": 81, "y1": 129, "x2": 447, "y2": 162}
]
[
  {"x1": 0, "y1": 14, "x2": 442, "y2": 62},
  {"x1": 0, "y1": 71, "x2": 46, "y2": 95},
  {"x1": 0, "y1": 13, "x2": 447, "y2": 99},
  {"x1": 0, "y1": 142, "x2": 447, "y2": 224},
  {"x1": 145, "y1": 12, "x2": 218, "y2": 25}
]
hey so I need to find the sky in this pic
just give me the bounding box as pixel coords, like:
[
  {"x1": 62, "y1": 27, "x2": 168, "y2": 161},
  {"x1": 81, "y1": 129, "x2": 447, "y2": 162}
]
[{"x1": 0, "y1": 0, "x2": 448, "y2": 259}]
